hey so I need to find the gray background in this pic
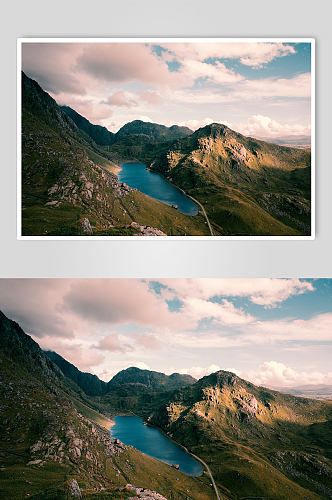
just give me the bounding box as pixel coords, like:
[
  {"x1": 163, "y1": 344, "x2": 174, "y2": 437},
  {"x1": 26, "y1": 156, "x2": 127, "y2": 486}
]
[{"x1": 1, "y1": 0, "x2": 330, "y2": 278}]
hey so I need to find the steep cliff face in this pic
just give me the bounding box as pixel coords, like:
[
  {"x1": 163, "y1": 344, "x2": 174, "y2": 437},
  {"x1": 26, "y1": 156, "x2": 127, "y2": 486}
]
[
  {"x1": 0, "y1": 310, "x2": 126, "y2": 496},
  {"x1": 150, "y1": 123, "x2": 311, "y2": 236}
]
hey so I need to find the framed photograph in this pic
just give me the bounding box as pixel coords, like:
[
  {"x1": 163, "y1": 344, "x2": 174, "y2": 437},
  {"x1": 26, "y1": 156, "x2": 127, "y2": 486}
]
[{"x1": 17, "y1": 38, "x2": 315, "y2": 239}]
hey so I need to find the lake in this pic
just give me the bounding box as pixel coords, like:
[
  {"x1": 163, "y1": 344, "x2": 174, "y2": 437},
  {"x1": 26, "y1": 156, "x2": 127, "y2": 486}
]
[
  {"x1": 118, "y1": 162, "x2": 199, "y2": 216},
  {"x1": 110, "y1": 416, "x2": 203, "y2": 476}
]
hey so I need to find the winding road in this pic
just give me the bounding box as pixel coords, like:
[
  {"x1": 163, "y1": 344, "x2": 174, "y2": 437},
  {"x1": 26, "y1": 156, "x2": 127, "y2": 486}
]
[
  {"x1": 186, "y1": 193, "x2": 214, "y2": 236},
  {"x1": 189, "y1": 452, "x2": 221, "y2": 500},
  {"x1": 169, "y1": 439, "x2": 222, "y2": 500},
  {"x1": 173, "y1": 183, "x2": 214, "y2": 236}
]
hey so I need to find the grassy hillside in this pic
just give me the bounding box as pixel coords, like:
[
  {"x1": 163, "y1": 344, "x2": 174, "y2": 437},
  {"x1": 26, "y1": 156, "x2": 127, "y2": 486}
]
[
  {"x1": 146, "y1": 371, "x2": 332, "y2": 499},
  {"x1": 150, "y1": 123, "x2": 311, "y2": 236}
]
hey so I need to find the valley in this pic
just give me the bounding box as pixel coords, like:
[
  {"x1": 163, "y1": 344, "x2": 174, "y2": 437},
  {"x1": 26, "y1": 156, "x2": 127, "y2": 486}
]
[
  {"x1": 1, "y1": 310, "x2": 331, "y2": 499},
  {"x1": 21, "y1": 72, "x2": 311, "y2": 237}
]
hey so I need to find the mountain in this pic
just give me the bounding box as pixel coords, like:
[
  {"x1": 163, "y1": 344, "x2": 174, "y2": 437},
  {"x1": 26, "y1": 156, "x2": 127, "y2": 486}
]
[
  {"x1": 61, "y1": 105, "x2": 115, "y2": 146},
  {"x1": 115, "y1": 120, "x2": 192, "y2": 142},
  {"x1": 59, "y1": 110, "x2": 192, "y2": 148},
  {"x1": 105, "y1": 120, "x2": 193, "y2": 166},
  {"x1": 150, "y1": 123, "x2": 311, "y2": 236},
  {"x1": 21, "y1": 72, "x2": 210, "y2": 236},
  {"x1": 147, "y1": 370, "x2": 332, "y2": 499},
  {"x1": 45, "y1": 350, "x2": 108, "y2": 396},
  {"x1": 108, "y1": 366, "x2": 196, "y2": 391},
  {"x1": 0, "y1": 311, "x2": 216, "y2": 500},
  {"x1": 21, "y1": 72, "x2": 312, "y2": 237},
  {"x1": 44, "y1": 353, "x2": 196, "y2": 399},
  {"x1": 101, "y1": 367, "x2": 197, "y2": 414}
]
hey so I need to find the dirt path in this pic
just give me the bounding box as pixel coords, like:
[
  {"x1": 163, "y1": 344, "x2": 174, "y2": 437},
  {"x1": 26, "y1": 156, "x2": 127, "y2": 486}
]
[
  {"x1": 185, "y1": 193, "x2": 214, "y2": 236},
  {"x1": 189, "y1": 452, "x2": 221, "y2": 500}
]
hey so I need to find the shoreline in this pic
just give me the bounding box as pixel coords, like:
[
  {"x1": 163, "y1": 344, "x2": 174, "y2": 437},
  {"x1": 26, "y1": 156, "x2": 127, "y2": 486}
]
[
  {"x1": 116, "y1": 161, "x2": 201, "y2": 218},
  {"x1": 111, "y1": 414, "x2": 203, "y2": 478}
]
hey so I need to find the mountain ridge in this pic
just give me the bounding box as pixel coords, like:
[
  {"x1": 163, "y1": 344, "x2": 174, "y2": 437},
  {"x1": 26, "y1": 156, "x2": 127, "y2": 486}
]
[{"x1": 146, "y1": 369, "x2": 332, "y2": 499}]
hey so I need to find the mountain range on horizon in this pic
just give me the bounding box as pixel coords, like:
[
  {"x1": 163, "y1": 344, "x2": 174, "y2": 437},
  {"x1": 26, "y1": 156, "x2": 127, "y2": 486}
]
[
  {"x1": 45, "y1": 348, "x2": 332, "y2": 402},
  {"x1": 1, "y1": 309, "x2": 331, "y2": 499},
  {"x1": 21, "y1": 71, "x2": 311, "y2": 237},
  {"x1": 61, "y1": 104, "x2": 311, "y2": 147}
]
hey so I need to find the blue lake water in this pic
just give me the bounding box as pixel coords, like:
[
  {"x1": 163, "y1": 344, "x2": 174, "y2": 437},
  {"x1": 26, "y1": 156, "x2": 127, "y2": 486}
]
[
  {"x1": 110, "y1": 416, "x2": 203, "y2": 476},
  {"x1": 118, "y1": 162, "x2": 199, "y2": 216}
]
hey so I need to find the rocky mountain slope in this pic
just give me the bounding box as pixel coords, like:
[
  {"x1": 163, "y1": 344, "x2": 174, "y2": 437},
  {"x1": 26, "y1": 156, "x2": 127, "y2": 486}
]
[
  {"x1": 0, "y1": 311, "x2": 218, "y2": 499},
  {"x1": 21, "y1": 72, "x2": 209, "y2": 236},
  {"x1": 147, "y1": 370, "x2": 332, "y2": 499},
  {"x1": 149, "y1": 123, "x2": 311, "y2": 236}
]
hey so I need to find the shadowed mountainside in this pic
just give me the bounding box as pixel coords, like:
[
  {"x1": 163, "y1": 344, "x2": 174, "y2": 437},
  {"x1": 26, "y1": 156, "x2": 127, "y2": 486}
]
[
  {"x1": 0, "y1": 311, "x2": 217, "y2": 500},
  {"x1": 21, "y1": 72, "x2": 210, "y2": 237},
  {"x1": 45, "y1": 351, "x2": 196, "y2": 398}
]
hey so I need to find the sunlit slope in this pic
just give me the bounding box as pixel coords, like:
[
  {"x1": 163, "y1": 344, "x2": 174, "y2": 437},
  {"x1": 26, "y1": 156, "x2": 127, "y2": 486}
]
[
  {"x1": 148, "y1": 370, "x2": 332, "y2": 499},
  {"x1": 150, "y1": 123, "x2": 311, "y2": 236}
]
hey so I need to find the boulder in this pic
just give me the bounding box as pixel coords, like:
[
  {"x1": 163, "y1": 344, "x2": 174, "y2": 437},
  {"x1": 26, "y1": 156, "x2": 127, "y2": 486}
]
[
  {"x1": 81, "y1": 218, "x2": 93, "y2": 235},
  {"x1": 69, "y1": 479, "x2": 82, "y2": 498}
]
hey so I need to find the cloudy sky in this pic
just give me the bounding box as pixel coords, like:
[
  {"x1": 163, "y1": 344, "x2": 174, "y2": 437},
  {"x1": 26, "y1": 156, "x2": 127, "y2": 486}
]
[
  {"x1": 1, "y1": 278, "x2": 331, "y2": 388},
  {"x1": 22, "y1": 40, "x2": 311, "y2": 142}
]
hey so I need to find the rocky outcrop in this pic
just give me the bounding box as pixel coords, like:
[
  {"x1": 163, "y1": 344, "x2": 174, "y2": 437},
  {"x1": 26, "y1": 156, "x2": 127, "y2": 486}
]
[
  {"x1": 235, "y1": 392, "x2": 258, "y2": 417},
  {"x1": 124, "y1": 484, "x2": 168, "y2": 499},
  {"x1": 28, "y1": 412, "x2": 126, "y2": 467},
  {"x1": 130, "y1": 222, "x2": 167, "y2": 236},
  {"x1": 81, "y1": 218, "x2": 93, "y2": 235},
  {"x1": 69, "y1": 479, "x2": 82, "y2": 498}
]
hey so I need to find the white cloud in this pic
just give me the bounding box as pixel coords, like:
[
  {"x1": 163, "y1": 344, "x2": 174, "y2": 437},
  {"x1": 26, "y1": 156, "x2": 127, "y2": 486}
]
[
  {"x1": 241, "y1": 73, "x2": 311, "y2": 99},
  {"x1": 180, "y1": 59, "x2": 243, "y2": 85},
  {"x1": 235, "y1": 114, "x2": 311, "y2": 139},
  {"x1": 94, "y1": 332, "x2": 134, "y2": 353},
  {"x1": 159, "y1": 278, "x2": 314, "y2": 307},
  {"x1": 171, "y1": 117, "x2": 231, "y2": 131},
  {"x1": 163, "y1": 42, "x2": 296, "y2": 68},
  {"x1": 103, "y1": 90, "x2": 138, "y2": 108},
  {"x1": 180, "y1": 297, "x2": 254, "y2": 326},
  {"x1": 178, "y1": 364, "x2": 221, "y2": 379},
  {"x1": 238, "y1": 361, "x2": 332, "y2": 388},
  {"x1": 251, "y1": 313, "x2": 332, "y2": 343}
]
